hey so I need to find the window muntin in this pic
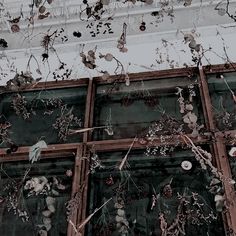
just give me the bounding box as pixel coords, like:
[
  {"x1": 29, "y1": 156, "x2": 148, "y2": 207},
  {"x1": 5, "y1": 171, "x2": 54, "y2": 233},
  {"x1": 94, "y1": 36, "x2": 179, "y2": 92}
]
[
  {"x1": 0, "y1": 86, "x2": 87, "y2": 147},
  {"x1": 0, "y1": 157, "x2": 74, "y2": 236},
  {"x1": 87, "y1": 149, "x2": 224, "y2": 236},
  {"x1": 93, "y1": 77, "x2": 204, "y2": 140}
]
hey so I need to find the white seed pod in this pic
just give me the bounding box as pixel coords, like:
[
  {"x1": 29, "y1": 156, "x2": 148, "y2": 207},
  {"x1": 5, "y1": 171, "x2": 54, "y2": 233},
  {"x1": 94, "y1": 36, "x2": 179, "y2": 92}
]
[
  {"x1": 218, "y1": 8, "x2": 226, "y2": 16},
  {"x1": 48, "y1": 204, "x2": 56, "y2": 213},
  {"x1": 46, "y1": 196, "x2": 56, "y2": 206},
  {"x1": 46, "y1": 196, "x2": 56, "y2": 213},
  {"x1": 188, "y1": 112, "x2": 198, "y2": 123},
  {"x1": 104, "y1": 53, "x2": 113, "y2": 62},
  {"x1": 101, "y1": 72, "x2": 110, "y2": 81},
  {"x1": 117, "y1": 209, "x2": 125, "y2": 217},
  {"x1": 116, "y1": 223, "x2": 121, "y2": 228},
  {"x1": 52, "y1": 189, "x2": 59, "y2": 196},
  {"x1": 214, "y1": 194, "x2": 224, "y2": 202},
  {"x1": 184, "y1": 34, "x2": 194, "y2": 43},
  {"x1": 122, "y1": 219, "x2": 129, "y2": 226},
  {"x1": 125, "y1": 74, "x2": 130, "y2": 86},
  {"x1": 43, "y1": 217, "x2": 52, "y2": 225},
  {"x1": 115, "y1": 215, "x2": 124, "y2": 222},
  {"x1": 45, "y1": 223, "x2": 52, "y2": 232},
  {"x1": 194, "y1": 44, "x2": 201, "y2": 52},
  {"x1": 117, "y1": 43, "x2": 123, "y2": 49},
  {"x1": 188, "y1": 40, "x2": 197, "y2": 49},
  {"x1": 185, "y1": 104, "x2": 193, "y2": 111},
  {"x1": 229, "y1": 147, "x2": 236, "y2": 157},
  {"x1": 42, "y1": 210, "x2": 52, "y2": 217},
  {"x1": 181, "y1": 160, "x2": 192, "y2": 170},
  {"x1": 120, "y1": 47, "x2": 128, "y2": 53},
  {"x1": 117, "y1": 39, "x2": 125, "y2": 44}
]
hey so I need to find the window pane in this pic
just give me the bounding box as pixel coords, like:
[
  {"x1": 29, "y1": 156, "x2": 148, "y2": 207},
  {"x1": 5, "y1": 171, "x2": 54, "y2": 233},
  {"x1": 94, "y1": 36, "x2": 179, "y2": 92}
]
[
  {"x1": 228, "y1": 147, "x2": 236, "y2": 186},
  {"x1": 0, "y1": 157, "x2": 74, "y2": 236},
  {"x1": 88, "y1": 149, "x2": 224, "y2": 236},
  {"x1": 0, "y1": 86, "x2": 87, "y2": 147},
  {"x1": 93, "y1": 77, "x2": 204, "y2": 140},
  {"x1": 207, "y1": 72, "x2": 236, "y2": 131}
]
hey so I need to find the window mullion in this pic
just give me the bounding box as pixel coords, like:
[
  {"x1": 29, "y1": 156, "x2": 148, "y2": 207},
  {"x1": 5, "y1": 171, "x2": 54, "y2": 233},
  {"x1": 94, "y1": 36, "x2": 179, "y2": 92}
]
[
  {"x1": 213, "y1": 138, "x2": 236, "y2": 234},
  {"x1": 76, "y1": 144, "x2": 90, "y2": 236},
  {"x1": 198, "y1": 67, "x2": 215, "y2": 131},
  {"x1": 67, "y1": 145, "x2": 83, "y2": 236},
  {"x1": 199, "y1": 67, "x2": 236, "y2": 233},
  {"x1": 83, "y1": 79, "x2": 94, "y2": 143}
]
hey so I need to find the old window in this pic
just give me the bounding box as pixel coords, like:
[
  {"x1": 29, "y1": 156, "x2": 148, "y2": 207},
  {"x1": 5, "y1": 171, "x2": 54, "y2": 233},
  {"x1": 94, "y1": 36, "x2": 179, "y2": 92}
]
[
  {"x1": 0, "y1": 156, "x2": 74, "y2": 236},
  {"x1": 0, "y1": 86, "x2": 87, "y2": 147},
  {"x1": 1, "y1": 65, "x2": 236, "y2": 236},
  {"x1": 93, "y1": 75, "x2": 204, "y2": 140},
  {"x1": 88, "y1": 148, "x2": 224, "y2": 236}
]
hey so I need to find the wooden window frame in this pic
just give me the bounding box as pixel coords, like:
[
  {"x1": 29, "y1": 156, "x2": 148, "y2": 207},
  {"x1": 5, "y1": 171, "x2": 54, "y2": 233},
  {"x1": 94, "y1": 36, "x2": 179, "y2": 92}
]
[{"x1": 1, "y1": 64, "x2": 236, "y2": 235}]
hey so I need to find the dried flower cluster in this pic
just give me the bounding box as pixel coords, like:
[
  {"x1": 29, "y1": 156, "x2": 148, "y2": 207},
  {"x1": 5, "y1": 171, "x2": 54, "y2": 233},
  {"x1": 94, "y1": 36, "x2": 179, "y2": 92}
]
[
  {"x1": 117, "y1": 23, "x2": 128, "y2": 53},
  {"x1": 12, "y1": 93, "x2": 32, "y2": 120},
  {"x1": 3, "y1": 180, "x2": 29, "y2": 222},
  {"x1": 176, "y1": 86, "x2": 204, "y2": 137},
  {"x1": 6, "y1": 72, "x2": 37, "y2": 91},
  {"x1": 66, "y1": 185, "x2": 84, "y2": 221},
  {"x1": 53, "y1": 105, "x2": 82, "y2": 141},
  {"x1": 159, "y1": 191, "x2": 217, "y2": 236},
  {"x1": 24, "y1": 176, "x2": 66, "y2": 235},
  {"x1": 0, "y1": 122, "x2": 12, "y2": 145},
  {"x1": 90, "y1": 153, "x2": 105, "y2": 174},
  {"x1": 80, "y1": 49, "x2": 97, "y2": 69}
]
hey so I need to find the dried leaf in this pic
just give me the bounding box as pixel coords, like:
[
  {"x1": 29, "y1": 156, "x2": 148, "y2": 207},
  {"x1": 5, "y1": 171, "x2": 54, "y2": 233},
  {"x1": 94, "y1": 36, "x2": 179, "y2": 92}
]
[
  {"x1": 36, "y1": 68, "x2": 42, "y2": 75},
  {"x1": 29, "y1": 140, "x2": 47, "y2": 163},
  {"x1": 39, "y1": 5, "x2": 46, "y2": 14},
  {"x1": 184, "y1": 34, "x2": 194, "y2": 43}
]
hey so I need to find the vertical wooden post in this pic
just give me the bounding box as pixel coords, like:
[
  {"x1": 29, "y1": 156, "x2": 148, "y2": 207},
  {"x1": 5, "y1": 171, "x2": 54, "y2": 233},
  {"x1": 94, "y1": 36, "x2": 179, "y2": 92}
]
[
  {"x1": 77, "y1": 78, "x2": 96, "y2": 235},
  {"x1": 199, "y1": 67, "x2": 236, "y2": 234},
  {"x1": 83, "y1": 78, "x2": 94, "y2": 143},
  {"x1": 198, "y1": 68, "x2": 215, "y2": 131},
  {"x1": 67, "y1": 146, "x2": 83, "y2": 236}
]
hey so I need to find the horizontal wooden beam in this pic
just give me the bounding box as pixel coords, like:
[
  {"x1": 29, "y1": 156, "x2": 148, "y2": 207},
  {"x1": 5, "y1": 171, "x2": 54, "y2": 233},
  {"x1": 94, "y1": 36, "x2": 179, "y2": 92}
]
[
  {"x1": 94, "y1": 67, "x2": 198, "y2": 84},
  {"x1": 0, "y1": 143, "x2": 82, "y2": 161},
  {"x1": 0, "y1": 78, "x2": 89, "y2": 93},
  {"x1": 86, "y1": 133, "x2": 211, "y2": 151},
  {"x1": 203, "y1": 63, "x2": 236, "y2": 74}
]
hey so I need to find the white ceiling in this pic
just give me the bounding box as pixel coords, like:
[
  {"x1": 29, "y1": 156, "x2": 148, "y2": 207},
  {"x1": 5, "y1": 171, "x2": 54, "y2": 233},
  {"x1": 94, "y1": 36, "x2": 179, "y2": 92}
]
[
  {"x1": 1, "y1": 0, "x2": 236, "y2": 53},
  {"x1": 0, "y1": 0, "x2": 236, "y2": 85}
]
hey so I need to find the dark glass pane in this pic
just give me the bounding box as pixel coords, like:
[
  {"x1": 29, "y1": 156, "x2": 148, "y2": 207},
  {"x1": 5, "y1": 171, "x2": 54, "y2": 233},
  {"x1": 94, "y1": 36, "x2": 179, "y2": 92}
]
[
  {"x1": 228, "y1": 147, "x2": 236, "y2": 186},
  {"x1": 88, "y1": 149, "x2": 224, "y2": 236},
  {"x1": 207, "y1": 72, "x2": 236, "y2": 130},
  {"x1": 0, "y1": 157, "x2": 74, "y2": 236},
  {"x1": 0, "y1": 86, "x2": 87, "y2": 147},
  {"x1": 93, "y1": 77, "x2": 204, "y2": 140}
]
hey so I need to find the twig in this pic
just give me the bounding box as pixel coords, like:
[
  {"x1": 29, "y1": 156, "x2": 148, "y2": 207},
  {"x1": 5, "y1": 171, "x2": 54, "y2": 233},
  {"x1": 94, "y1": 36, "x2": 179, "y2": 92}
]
[
  {"x1": 69, "y1": 220, "x2": 80, "y2": 235},
  {"x1": 69, "y1": 197, "x2": 112, "y2": 235},
  {"x1": 118, "y1": 136, "x2": 137, "y2": 171},
  {"x1": 68, "y1": 126, "x2": 108, "y2": 135}
]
